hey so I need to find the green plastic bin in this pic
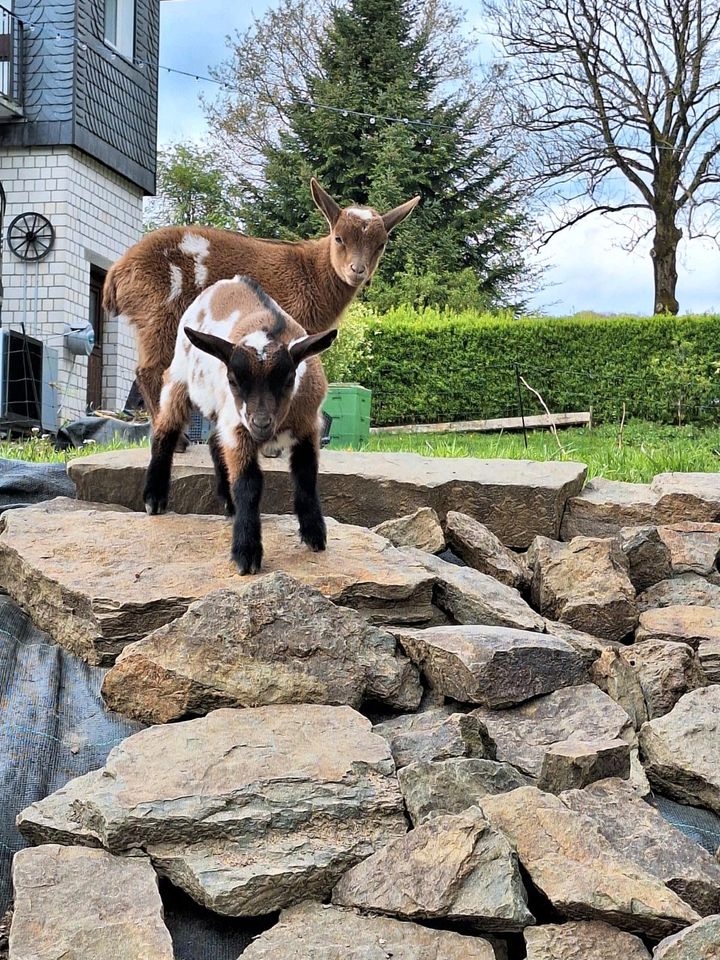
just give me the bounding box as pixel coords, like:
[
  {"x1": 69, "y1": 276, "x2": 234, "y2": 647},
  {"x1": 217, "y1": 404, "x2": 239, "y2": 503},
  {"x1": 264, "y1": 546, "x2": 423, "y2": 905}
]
[{"x1": 322, "y1": 383, "x2": 371, "y2": 449}]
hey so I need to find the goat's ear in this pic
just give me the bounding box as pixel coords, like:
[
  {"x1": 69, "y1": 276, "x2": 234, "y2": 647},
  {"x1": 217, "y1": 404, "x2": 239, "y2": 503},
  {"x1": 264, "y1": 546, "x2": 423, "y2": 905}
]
[
  {"x1": 289, "y1": 328, "x2": 338, "y2": 365},
  {"x1": 184, "y1": 327, "x2": 234, "y2": 366},
  {"x1": 310, "y1": 178, "x2": 341, "y2": 228},
  {"x1": 382, "y1": 195, "x2": 421, "y2": 232}
]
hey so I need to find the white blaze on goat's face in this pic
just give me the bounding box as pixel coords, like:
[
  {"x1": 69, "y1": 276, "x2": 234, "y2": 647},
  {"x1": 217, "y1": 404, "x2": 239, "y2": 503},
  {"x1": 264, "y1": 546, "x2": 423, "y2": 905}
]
[
  {"x1": 242, "y1": 330, "x2": 271, "y2": 360},
  {"x1": 179, "y1": 232, "x2": 210, "y2": 288}
]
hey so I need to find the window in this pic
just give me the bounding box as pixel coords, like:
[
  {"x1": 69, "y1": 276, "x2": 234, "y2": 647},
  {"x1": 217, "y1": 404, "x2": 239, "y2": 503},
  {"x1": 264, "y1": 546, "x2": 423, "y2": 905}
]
[{"x1": 104, "y1": 0, "x2": 135, "y2": 59}]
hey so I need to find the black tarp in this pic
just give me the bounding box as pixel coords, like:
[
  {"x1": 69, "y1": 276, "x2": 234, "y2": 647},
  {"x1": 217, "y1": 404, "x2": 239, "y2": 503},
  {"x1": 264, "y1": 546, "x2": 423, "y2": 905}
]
[{"x1": 0, "y1": 458, "x2": 75, "y2": 511}]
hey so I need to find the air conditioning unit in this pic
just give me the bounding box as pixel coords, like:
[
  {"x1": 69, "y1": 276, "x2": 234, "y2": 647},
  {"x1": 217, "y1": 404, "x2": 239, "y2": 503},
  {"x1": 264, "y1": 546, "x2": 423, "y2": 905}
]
[{"x1": 0, "y1": 329, "x2": 59, "y2": 433}]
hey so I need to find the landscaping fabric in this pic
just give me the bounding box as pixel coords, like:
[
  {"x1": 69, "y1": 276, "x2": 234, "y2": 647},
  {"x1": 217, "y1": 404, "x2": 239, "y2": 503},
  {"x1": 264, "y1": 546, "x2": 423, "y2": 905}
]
[{"x1": 0, "y1": 458, "x2": 75, "y2": 511}]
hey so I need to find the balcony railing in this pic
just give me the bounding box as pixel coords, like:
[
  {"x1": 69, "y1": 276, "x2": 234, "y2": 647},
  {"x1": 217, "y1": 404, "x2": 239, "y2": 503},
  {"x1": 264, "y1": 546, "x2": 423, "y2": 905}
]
[{"x1": 0, "y1": 5, "x2": 23, "y2": 116}]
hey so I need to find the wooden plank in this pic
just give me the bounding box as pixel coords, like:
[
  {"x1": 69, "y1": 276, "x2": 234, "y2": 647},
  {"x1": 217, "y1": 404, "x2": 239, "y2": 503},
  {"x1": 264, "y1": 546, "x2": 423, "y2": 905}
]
[{"x1": 370, "y1": 412, "x2": 592, "y2": 435}]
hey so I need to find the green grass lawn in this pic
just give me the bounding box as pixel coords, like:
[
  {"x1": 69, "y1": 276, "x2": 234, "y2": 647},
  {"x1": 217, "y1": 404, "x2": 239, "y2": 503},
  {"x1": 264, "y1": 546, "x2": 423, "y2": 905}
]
[
  {"x1": 361, "y1": 421, "x2": 720, "y2": 483},
  {"x1": 1, "y1": 420, "x2": 718, "y2": 484}
]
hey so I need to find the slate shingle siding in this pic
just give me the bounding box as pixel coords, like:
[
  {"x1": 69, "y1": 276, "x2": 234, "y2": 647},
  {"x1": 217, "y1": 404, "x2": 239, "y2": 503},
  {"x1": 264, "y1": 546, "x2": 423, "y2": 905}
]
[{"x1": 5, "y1": 0, "x2": 159, "y2": 193}]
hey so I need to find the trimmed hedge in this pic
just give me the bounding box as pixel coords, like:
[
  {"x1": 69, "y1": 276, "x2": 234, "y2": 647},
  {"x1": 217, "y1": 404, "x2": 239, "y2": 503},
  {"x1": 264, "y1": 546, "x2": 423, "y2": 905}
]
[{"x1": 322, "y1": 306, "x2": 720, "y2": 427}]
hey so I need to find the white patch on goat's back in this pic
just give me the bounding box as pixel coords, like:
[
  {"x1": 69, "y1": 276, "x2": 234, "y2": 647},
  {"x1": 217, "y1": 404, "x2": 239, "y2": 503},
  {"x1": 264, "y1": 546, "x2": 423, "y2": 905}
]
[
  {"x1": 243, "y1": 330, "x2": 271, "y2": 359},
  {"x1": 167, "y1": 264, "x2": 183, "y2": 303},
  {"x1": 347, "y1": 207, "x2": 373, "y2": 221},
  {"x1": 179, "y1": 232, "x2": 210, "y2": 288}
]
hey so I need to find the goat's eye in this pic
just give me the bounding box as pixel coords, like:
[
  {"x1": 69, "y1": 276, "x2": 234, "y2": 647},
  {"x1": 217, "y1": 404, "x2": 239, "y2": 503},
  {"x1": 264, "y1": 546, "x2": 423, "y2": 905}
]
[{"x1": 335, "y1": 236, "x2": 344, "y2": 245}]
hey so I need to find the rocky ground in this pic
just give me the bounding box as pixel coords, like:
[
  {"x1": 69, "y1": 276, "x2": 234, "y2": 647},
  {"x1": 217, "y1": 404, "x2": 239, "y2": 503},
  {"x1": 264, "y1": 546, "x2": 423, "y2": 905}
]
[{"x1": 1, "y1": 450, "x2": 719, "y2": 958}]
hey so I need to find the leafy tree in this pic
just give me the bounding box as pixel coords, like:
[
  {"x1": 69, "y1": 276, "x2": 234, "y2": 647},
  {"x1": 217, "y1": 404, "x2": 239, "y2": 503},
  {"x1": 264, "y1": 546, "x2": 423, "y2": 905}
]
[
  {"x1": 145, "y1": 142, "x2": 241, "y2": 231},
  {"x1": 207, "y1": 0, "x2": 531, "y2": 310}
]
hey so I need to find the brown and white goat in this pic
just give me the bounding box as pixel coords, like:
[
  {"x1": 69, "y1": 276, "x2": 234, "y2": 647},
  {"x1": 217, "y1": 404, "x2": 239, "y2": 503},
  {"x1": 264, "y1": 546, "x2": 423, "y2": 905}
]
[
  {"x1": 105, "y1": 179, "x2": 419, "y2": 425},
  {"x1": 143, "y1": 275, "x2": 337, "y2": 575}
]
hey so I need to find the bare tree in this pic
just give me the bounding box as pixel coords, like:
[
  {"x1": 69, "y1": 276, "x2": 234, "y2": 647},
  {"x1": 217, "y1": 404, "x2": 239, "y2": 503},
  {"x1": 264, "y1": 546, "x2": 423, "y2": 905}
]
[{"x1": 485, "y1": 0, "x2": 720, "y2": 313}]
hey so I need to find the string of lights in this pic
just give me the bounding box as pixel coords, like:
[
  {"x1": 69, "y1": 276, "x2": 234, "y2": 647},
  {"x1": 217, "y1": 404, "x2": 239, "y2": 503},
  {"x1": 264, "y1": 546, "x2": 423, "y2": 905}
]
[{"x1": 21, "y1": 20, "x2": 476, "y2": 142}]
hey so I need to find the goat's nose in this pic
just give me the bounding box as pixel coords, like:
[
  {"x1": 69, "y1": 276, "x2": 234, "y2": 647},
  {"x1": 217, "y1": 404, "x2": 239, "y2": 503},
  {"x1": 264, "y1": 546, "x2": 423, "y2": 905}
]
[
  {"x1": 252, "y1": 413, "x2": 272, "y2": 429},
  {"x1": 350, "y1": 262, "x2": 366, "y2": 276}
]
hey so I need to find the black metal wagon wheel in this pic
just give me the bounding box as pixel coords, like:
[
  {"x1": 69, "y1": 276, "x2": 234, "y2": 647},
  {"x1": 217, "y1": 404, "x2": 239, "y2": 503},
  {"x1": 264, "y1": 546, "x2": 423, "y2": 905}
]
[{"x1": 7, "y1": 212, "x2": 55, "y2": 262}]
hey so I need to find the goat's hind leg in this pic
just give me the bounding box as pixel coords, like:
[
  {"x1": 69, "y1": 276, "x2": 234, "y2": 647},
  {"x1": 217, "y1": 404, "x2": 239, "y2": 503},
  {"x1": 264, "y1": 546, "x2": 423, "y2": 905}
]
[
  {"x1": 143, "y1": 381, "x2": 191, "y2": 515},
  {"x1": 290, "y1": 435, "x2": 326, "y2": 552},
  {"x1": 208, "y1": 430, "x2": 234, "y2": 516},
  {"x1": 136, "y1": 364, "x2": 189, "y2": 453}
]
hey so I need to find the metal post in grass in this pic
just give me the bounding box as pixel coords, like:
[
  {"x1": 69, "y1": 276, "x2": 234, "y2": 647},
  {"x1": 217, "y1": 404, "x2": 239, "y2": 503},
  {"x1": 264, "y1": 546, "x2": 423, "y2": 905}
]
[{"x1": 514, "y1": 363, "x2": 529, "y2": 449}]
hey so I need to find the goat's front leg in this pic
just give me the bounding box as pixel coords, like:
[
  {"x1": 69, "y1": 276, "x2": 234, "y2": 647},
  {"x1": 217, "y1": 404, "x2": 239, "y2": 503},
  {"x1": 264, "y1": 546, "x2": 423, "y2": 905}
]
[
  {"x1": 290, "y1": 435, "x2": 326, "y2": 552},
  {"x1": 227, "y1": 438, "x2": 264, "y2": 574},
  {"x1": 143, "y1": 380, "x2": 190, "y2": 515},
  {"x1": 208, "y1": 430, "x2": 234, "y2": 516}
]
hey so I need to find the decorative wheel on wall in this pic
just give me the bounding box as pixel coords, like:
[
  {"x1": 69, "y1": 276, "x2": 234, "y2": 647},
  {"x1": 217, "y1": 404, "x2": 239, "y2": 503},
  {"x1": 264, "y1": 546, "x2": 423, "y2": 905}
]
[{"x1": 7, "y1": 212, "x2": 55, "y2": 261}]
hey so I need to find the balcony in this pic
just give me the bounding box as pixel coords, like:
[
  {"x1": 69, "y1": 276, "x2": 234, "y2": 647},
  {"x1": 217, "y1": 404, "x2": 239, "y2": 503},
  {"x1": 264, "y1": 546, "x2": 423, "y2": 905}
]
[{"x1": 0, "y1": 5, "x2": 23, "y2": 118}]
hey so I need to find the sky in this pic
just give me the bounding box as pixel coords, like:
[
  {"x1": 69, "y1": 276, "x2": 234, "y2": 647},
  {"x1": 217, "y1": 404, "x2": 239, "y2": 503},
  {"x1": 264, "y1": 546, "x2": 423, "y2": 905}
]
[{"x1": 157, "y1": 0, "x2": 719, "y2": 316}]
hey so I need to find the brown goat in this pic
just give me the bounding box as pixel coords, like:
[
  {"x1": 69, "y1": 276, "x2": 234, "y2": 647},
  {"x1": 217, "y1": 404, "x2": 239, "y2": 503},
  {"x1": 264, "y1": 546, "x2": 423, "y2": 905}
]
[
  {"x1": 105, "y1": 179, "x2": 419, "y2": 423},
  {"x1": 144, "y1": 275, "x2": 337, "y2": 574}
]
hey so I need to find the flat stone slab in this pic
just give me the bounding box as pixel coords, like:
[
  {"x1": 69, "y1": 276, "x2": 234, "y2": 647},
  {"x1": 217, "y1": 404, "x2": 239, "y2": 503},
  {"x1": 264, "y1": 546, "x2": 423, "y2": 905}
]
[
  {"x1": 241, "y1": 901, "x2": 496, "y2": 959},
  {"x1": 471, "y1": 683, "x2": 637, "y2": 791},
  {"x1": 653, "y1": 915, "x2": 720, "y2": 959},
  {"x1": 635, "y1": 606, "x2": 720, "y2": 650},
  {"x1": 658, "y1": 522, "x2": 720, "y2": 577},
  {"x1": 562, "y1": 474, "x2": 720, "y2": 540},
  {"x1": 561, "y1": 777, "x2": 720, "y2": 916},
  {"x1": 373, "y1": 706, "x2": 494, "y2": 768},
  {"x1": 398, "y1": 758, "x2": 531, "y2": 825},
  {"x1": 638, "y1": 575, "x2": 720, "y2": 612},
  {"x1": 17, "y1": 705, "x2": 408, "y2": 916},
  {"x1": 0, "y1": 504, "x2": 436, "y2": 665},
  {"x1": 699, "y1": 637, "x2": 720, "y2": 683},
  {"x1": 332, "y1": 808, "x2": 534, "y2": 932},
  {"x1": 68, "y1": 446, "x2": 588, "y2": 548},
  {"x1": 9, "y1": 845, "x2": 173, "y2": 960},
  {"x1": 481, "y1": 787, "x2": 700, "y2": 937},
  {"x1": 640, "y1": 686, "x2": 720, "y2": 815},
  {"x1": 392, "y1": 624, "x2": 586, "y2": 707},
  {"x1": 102, "y1": 575, "x2": 421, "y2": 723},
  {"x1": 524, "y1": 920, "x2": 651, "y2": 959}
]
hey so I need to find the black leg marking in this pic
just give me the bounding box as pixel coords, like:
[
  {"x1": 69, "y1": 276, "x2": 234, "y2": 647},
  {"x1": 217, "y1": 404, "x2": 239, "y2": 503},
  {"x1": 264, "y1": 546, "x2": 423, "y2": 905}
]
[
  {"x1": 143, "y1": 428, "x2": 180, "y2": 515},
  {"x1": 208, "y1": 432, "x2": 234, "y2": 515},
  {"x1": 291, "y1": 437, "x2": 326, "y2": 552},
  {"x1": 230, "y1": 458, "x2": 264, "y2": 574}
]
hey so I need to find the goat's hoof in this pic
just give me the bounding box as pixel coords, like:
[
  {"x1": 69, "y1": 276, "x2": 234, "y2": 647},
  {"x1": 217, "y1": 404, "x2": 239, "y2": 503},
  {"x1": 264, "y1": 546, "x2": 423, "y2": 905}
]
[
  {"x1": 144, "y1": 495, "x2": 167, "y2": 516},
  {"x1": 223, "y1": 500, "x2": 236, "y2": 518},
  {"x1": 233, "y1": 545, "x2": 263, "y2": 575},
  {"x1": 300, "y1": 522, "x2": 327, "y2": 553}
]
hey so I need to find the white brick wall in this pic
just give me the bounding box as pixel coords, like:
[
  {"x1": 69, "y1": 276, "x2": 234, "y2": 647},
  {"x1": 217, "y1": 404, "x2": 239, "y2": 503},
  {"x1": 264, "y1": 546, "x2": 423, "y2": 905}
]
[{"x1": 0, "y1": 146, "x2": 143, "y2": 424}]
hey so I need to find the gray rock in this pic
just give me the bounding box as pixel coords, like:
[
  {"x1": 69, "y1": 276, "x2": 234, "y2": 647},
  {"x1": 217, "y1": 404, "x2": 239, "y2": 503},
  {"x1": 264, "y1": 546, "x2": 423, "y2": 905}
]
[
  {"x1": 653, "y1": 914, "x2": 720, "y2": 959},
  {"x1": 651, "y1": 473, "x2": 720, "y2": 525},
  {"x1": 658, "y1": 522, "x2": 720, "y2": 577},
  {"x1": 636, "y1": 605, "x2": 720, "y2": 650},
  {"x1": 698, "y1": 638, "x2": 720, "y2": 683},
  {"x1": 444, "y1": 511, "x2": 530, "y2": 589},
  {"x1": 240, "y1": 901, "x2": 497, "y2": 959},
  {"x1": 637, "y1": 575, "x2": 720, "y2": 612},
  {"x1": 543, "y1": 618, "x2": 622, "y2": 668},
  {"x1": 373, "y1": 706, "x2": 494, "y2": 768},
  {"x1": 591, "y1": 648, "x2": 649, "y2": 729},
  {"x1": 524, "y1": 920, "x2": 651, "y2": 959},
  {"x1": 618, "y1": 525, "x2": 673, "y2": 592},
  {"x1": 623, "y1": 639, "x2": 707, "y2": 720},
  {"x1": 16, "y1": 705, "x2": 408, "y2": 916},
  {"x1": 405, "y1": 548, "x2": 545, "y2": 632},
  {"x1": 561, "y1": 777, "x2": 720, "y2": 916},
  {"x1": 391, "y1": 624, "x2": 586, "y2": 707},
  {"x1": 69, "y1": 446, "x2": 588, "y2": 548},
  {"x1": 398, "y1": 758, "x2": 531, "y2": 825},
  {"x1": 481, "y1": 786, "x2": 700, "y2": 937},
  {"x1": 640, "y1": 686, "x2": 720, "y2": 815},
  {"x1": 471, "y1": 683, "x2": 634, "y2": 785},
  {"x1": 9, "y1": 845, "x2": 173, "y2": 960},
  {"x1": 539, "y1": 738, "x2": 631, "y2": 792},
  {"x1": 0, "y1": 507, "x2": 436, "y2": 665},
  {"x1": 527, "y1": 535, "x2": 638, "y2": 641},
  {"x1": 561, "y1": 478, "x2": 659, "y2": 539},
  {"x1": 102, "y1": 575, "x2": 422, "y2": 723},
  {"x1": 373, "y1": 507, "x2": 446, "y2": 553},
  {"x1": 332, "y1": 808, "x2": 534, "y2": 932}
]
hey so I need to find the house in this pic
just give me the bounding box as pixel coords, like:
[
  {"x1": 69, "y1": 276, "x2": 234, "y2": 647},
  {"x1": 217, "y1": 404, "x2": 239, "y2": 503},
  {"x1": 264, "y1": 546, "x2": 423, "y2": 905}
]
[{"x1": 0, "y1": 0, "x2": 162, "y2": 430}]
